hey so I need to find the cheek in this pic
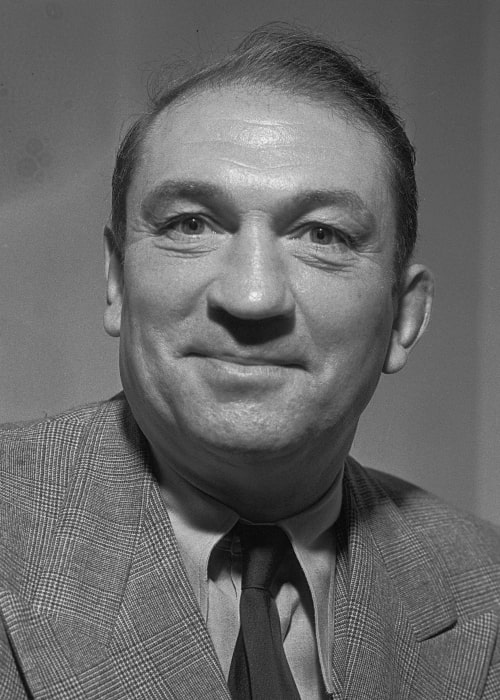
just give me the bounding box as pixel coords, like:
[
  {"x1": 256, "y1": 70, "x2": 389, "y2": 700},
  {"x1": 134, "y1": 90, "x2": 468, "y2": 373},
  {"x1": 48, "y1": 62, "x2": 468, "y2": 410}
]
[
  {"x1": 306, "y1": 284, "x2": 395, "y2": 420},
  {"x1": 302, "y1": 278, "x2": 394, "y2": 355},
  {"x1": 122, "y1": 252, "x2": 204, "y2": 330}
]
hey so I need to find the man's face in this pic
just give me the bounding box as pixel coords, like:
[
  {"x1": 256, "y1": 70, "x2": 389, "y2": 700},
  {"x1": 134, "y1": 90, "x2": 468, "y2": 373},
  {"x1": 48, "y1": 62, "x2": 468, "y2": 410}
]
[{"x1": 105, "y1": 86, "x2": 414, "y2": 467}]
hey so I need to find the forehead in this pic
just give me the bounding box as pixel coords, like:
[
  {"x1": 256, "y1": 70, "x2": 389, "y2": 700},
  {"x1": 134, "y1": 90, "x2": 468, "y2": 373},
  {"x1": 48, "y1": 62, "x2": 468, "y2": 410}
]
[{"x1": 129, "y1": 86, "x2": 394, "y2": 231}]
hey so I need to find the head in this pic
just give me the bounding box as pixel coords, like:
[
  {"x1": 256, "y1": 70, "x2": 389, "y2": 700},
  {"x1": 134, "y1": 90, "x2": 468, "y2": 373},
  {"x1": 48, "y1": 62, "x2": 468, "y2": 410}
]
[{"x1": 103, "y1": 26, "x2": 433, "y2": 519}]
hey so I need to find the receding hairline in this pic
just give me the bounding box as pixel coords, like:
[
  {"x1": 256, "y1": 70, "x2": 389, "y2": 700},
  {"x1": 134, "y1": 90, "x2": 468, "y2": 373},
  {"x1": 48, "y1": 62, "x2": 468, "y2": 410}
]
[
  {"x1": 145, "y1": 76, "x2": 390, "y2": 147},
  {"x1": 132, "y1": 79, "x2": 394, "y2": 182}
]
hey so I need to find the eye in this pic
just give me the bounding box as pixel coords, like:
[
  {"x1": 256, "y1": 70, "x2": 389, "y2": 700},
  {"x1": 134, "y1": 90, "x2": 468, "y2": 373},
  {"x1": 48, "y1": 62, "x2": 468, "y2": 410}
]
[
  {"x1": 156, "y1": 214, "x2": 219, "y2": 242},
  {"x1": 308, "y1": 225, "x2": 341, "y2": 245},
  {"x1": 171, "y1": 215, "x2": 209, "y2": 236}
]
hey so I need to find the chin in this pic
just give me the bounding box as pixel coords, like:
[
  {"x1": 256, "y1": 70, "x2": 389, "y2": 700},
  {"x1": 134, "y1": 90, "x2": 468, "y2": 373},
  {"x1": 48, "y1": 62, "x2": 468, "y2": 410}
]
[
  {"x1": 204, "y1": 432, "x2": 291, "y2": 458},
  {"x1": 181, "y1": 406, "x2": 316, "y2": 460}
]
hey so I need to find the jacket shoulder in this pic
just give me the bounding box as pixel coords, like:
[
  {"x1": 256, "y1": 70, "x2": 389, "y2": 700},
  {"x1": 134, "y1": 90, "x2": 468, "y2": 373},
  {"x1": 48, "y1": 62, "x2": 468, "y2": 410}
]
[
  {"x1": 346, "y1": 458, "x2": 500, "y2": 611},
  {"x1": 0, "y1": 394, "x2": 127, "y2": 483},
  {"x1": 365, "y1": 464, "x2": 500, "y2": 549},
  {"x1": 0, "y1": 394, "x2": 130, "y2": 593}
]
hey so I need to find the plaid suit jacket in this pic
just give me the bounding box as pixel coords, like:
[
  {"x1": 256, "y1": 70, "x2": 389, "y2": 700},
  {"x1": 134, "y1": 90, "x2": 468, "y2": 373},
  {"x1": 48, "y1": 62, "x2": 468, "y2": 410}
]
[{"x1": 1, "y1": 394, "x2": 500, "y2": 699}]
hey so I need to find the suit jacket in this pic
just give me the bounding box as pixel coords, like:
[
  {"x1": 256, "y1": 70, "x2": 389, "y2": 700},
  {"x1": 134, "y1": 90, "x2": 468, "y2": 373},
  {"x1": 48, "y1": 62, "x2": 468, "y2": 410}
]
[{"x1": 1, "y1": 394, "x2": 500, "y2": 699}]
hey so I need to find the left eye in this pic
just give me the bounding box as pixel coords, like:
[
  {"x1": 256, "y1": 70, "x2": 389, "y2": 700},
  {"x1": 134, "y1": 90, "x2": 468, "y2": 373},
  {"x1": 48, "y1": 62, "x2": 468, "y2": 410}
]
[
  {"x1": 173, "y1": 216, "x2": 208, "y2": 235},
  {"x1": 308, "y1": 226, "x2": 340, "y2": 245}
]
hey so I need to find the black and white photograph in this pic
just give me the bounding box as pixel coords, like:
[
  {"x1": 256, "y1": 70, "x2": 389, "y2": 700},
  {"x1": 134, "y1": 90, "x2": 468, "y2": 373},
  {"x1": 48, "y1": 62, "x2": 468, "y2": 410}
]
[{"x1": 1, "y1": 2, "x2": 499, "y2": 697}]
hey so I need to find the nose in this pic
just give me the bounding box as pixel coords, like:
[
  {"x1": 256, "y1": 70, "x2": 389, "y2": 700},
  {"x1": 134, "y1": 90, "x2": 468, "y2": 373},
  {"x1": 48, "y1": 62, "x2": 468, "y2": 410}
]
[{"x1": 207, "y1": 226, "x2": 295, "y2": 320}]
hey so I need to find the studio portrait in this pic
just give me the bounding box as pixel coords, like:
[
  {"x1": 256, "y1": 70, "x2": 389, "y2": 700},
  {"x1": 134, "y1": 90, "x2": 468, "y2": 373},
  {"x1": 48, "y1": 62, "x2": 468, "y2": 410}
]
[{"x1": 1, "y1": 2, "x2": 499, "y2": 698}]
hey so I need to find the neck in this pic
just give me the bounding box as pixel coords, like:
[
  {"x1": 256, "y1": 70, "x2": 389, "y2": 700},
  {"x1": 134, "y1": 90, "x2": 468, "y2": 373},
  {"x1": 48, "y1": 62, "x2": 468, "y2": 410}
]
[{"x1": 149, "y1": 428, "x2": 353, "y2": 522}]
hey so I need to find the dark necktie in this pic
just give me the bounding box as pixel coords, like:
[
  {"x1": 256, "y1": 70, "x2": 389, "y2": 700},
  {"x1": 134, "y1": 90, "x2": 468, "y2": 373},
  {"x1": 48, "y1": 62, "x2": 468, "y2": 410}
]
[{"x1": 228, "y1": 522, "x2": 301, "y2": 700}]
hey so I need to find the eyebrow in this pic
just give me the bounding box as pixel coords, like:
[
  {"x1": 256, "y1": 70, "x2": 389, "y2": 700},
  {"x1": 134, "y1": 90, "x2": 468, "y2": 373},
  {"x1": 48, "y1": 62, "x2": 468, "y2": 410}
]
[
  {"x1": 140, "y1": 179, "x2": 377, "y2": 231},
  {"x1": 141, "y1": 180, "x2": 232, "y2": 220}
]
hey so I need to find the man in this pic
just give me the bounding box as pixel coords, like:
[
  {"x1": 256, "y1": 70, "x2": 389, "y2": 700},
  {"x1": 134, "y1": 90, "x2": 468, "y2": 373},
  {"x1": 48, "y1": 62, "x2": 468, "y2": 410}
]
[{"x1": 1, "y1": 25, "x2": 499, "y2": 700}]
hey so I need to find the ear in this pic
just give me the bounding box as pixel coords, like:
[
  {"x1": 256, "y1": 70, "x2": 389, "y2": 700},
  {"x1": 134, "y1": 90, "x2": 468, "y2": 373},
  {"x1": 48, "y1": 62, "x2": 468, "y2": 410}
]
[
  {"x1": 383, "y1": 264, "x2": 434, "y2": 374},
  {"x1": 103, "y1": 226, "x2": 123, "y2": 338}
]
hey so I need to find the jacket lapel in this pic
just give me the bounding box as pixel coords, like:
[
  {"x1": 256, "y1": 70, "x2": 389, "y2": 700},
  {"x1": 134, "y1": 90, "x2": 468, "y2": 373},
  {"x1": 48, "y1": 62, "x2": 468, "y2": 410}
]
[
  {"x1": 4, "y1": 398, "x2": 228, "y2": 699},
  {"x1": 330, "y1": 460, "x2": 497, "y2": 700},
  {"x1": 108, "y1": 464, "x2": 229, "y2": 699}
]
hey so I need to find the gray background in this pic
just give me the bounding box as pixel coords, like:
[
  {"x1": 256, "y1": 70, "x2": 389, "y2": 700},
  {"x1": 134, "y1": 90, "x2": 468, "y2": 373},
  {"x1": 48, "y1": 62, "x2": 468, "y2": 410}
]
[{"x1": 1, "y1": 0, "x2": 499, "y2": 524}]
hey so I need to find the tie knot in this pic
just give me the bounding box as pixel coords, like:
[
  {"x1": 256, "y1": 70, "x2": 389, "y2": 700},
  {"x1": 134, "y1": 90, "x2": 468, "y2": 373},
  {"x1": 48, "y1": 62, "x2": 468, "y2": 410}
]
[{"x1": 237, "y1": 522, "x2": 291, "y2": 591}]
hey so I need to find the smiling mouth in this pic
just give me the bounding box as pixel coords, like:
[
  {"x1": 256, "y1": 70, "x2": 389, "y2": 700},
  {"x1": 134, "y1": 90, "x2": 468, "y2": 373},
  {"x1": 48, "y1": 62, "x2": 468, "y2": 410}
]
[{"x1": 189, "y1": 352, "x2": 303, "y2": 369}]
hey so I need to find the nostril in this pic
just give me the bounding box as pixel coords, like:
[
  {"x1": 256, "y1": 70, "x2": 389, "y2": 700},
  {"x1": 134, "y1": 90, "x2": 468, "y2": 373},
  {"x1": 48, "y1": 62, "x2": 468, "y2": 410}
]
[{"x1": 208, "y1": 307, "x2": 295, "y2": 345}]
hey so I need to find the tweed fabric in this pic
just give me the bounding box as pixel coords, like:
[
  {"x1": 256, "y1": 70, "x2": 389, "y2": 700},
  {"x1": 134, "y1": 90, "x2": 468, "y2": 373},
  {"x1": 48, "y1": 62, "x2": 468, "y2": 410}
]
[{"x1": 1, "y1": 393, "x2": 500, "y2": 699}]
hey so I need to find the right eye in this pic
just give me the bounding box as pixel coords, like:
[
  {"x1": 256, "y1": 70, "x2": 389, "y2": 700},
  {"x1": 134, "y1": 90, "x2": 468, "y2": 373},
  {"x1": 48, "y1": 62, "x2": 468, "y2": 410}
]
[{"x1": 165, "y1": 215, "x2": 213, "y2": 236}]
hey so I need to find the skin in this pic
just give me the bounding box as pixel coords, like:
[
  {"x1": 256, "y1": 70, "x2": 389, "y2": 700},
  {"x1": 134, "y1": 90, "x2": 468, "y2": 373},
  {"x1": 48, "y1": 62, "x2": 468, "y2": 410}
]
[{"x1": 104, "y1": 86, "x2": 433, "y2": 521}]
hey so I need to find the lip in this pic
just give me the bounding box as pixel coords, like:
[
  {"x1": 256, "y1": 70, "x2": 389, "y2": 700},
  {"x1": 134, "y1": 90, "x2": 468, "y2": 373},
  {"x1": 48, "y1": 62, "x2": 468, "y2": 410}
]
[
  {"x1": 190, "y1": 355, "x2": 302, "y2": 387},
  {"x1": 188, "y1": 352, "x2": 304, "y2": 369}
]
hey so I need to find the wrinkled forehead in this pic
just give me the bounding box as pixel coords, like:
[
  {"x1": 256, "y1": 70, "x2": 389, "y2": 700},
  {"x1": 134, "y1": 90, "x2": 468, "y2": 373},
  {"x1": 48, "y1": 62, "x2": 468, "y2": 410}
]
[
  {"x1": 164, "y1": 84, "x2": 381, "y2": 143},
  {"x1": 145, "y1": 86, "x2": 387, "y2": 169}
]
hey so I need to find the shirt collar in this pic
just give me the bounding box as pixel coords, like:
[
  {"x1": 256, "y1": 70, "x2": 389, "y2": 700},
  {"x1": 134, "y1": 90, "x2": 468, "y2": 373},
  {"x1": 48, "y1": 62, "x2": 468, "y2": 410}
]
[
  {"x1": 160, "y1": 463, "x2": 343, "y2": 563},
  {"x1": 159, "y1": 468, "x2": 238, "y2": 606},
  {"x1": 161, "y1": 462, "x2": 343, "y2": 533}
]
